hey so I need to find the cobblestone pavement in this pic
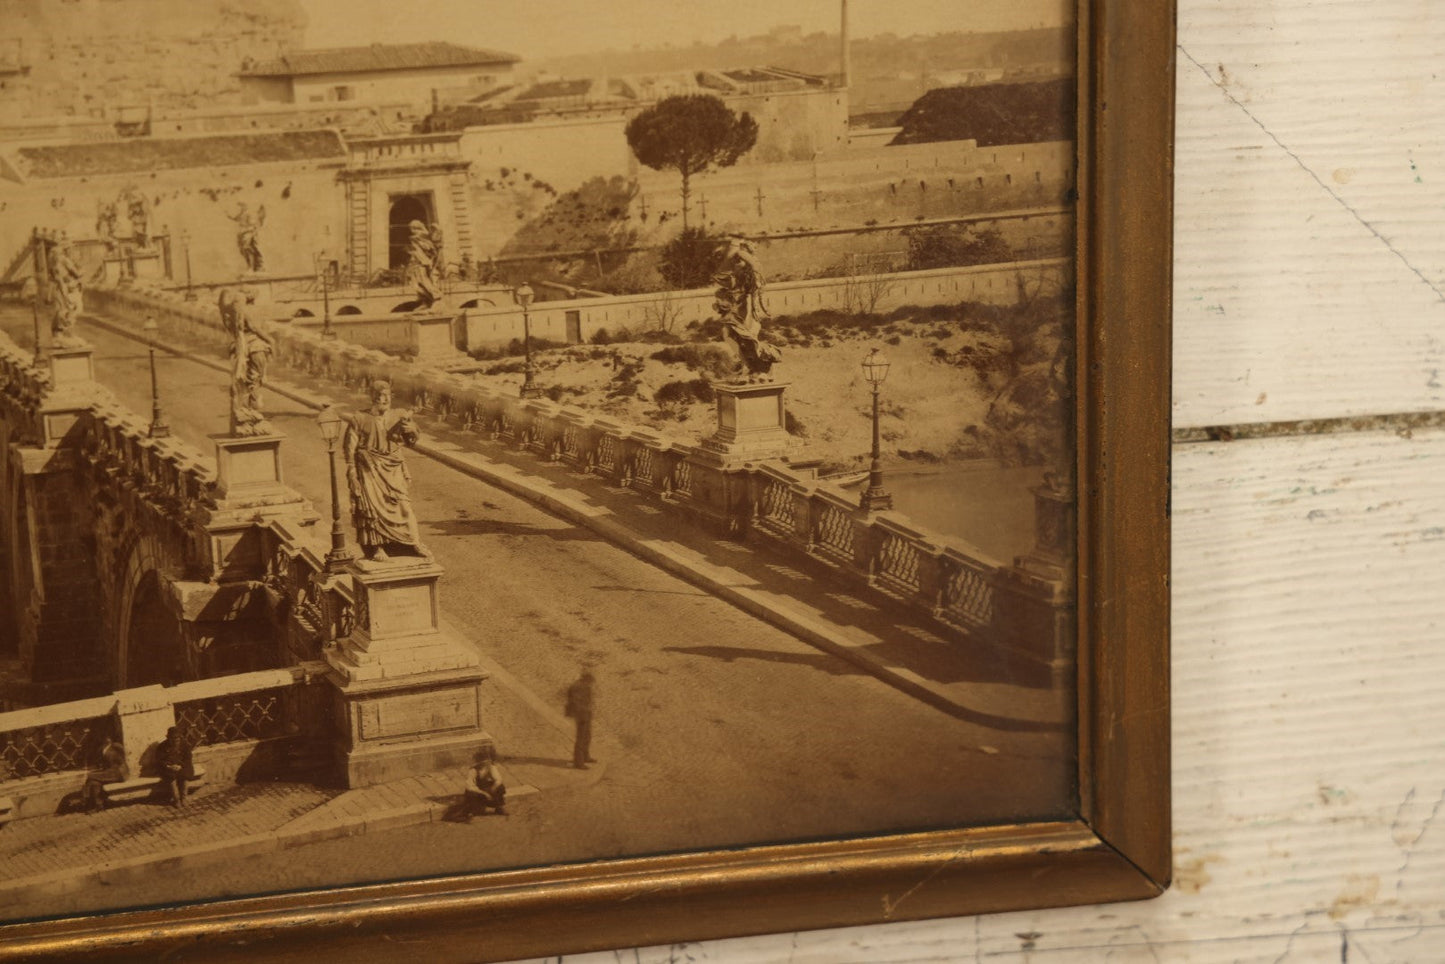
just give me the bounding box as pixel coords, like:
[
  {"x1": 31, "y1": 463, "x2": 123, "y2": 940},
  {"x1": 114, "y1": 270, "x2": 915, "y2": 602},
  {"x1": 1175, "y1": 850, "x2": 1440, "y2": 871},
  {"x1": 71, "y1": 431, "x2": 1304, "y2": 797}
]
[
  {"x1": 0, "y1": 310, "x2": 1074, "y2": 924},
  {"x1": 0, "y1": 781, "x2": 341, "y2": 883}
]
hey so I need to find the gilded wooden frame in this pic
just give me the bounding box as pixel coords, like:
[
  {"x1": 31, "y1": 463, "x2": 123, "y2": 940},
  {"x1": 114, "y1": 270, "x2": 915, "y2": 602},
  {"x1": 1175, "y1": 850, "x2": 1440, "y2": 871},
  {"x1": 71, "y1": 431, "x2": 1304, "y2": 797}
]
[{"x1": 0, "y1": 1, "x2": 1172, "y2": 958}]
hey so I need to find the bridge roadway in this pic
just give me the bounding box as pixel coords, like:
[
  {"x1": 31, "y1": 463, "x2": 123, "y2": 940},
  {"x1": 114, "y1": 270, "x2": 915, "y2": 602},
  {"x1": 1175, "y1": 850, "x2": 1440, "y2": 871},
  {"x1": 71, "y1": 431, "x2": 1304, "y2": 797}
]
[{"x1": 0, "y1": 306, "x2": 1072, "y2": 909}]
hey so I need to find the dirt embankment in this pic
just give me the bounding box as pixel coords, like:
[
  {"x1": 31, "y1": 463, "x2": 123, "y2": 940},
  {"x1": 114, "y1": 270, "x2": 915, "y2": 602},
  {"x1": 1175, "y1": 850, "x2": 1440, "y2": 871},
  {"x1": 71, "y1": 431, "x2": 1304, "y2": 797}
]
[{"x1": 473, "y1": 297, "x2": 1072, "y2": 476}]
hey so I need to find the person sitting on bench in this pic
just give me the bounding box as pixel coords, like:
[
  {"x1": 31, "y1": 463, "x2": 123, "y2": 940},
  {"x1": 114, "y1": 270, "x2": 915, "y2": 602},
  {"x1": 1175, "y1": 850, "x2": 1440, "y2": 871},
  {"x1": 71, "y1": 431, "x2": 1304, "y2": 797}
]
[
  {"x1": 80, "y1": 737, "x2": 128, "y2": 814},
  {"x1": 157, "y1": 727, "x2": 194, "y2": 810}
]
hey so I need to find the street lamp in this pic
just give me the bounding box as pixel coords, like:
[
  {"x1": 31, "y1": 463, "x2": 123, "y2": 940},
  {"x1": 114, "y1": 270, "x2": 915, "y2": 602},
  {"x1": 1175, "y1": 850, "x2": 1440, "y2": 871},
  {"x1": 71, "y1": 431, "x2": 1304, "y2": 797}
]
[
  {"x1": 181, "y1": 229, "x2": 195, "y2": 301},
  {"x1": 316, "y1": 406, "x2": 356, "y2": 573},
  {"x1": 513, "y1": 281, "x2": 543, "y2": 399},
  {"x1": 859, "y1": 348, "x2": 893, "y2": 512},
  {"x1": 318, "y1": 253, "x2": 336, "y2": 340},
  {"x1": 147, "y1": 347, "x2": 170, "y2": 439}
]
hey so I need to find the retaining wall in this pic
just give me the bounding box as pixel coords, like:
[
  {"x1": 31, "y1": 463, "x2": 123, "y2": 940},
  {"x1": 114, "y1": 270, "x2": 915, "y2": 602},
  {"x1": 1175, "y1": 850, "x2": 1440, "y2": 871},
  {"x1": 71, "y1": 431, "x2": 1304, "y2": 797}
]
[{"x1": 463, "y1": 258, "x2": 1072, "y2": 348}]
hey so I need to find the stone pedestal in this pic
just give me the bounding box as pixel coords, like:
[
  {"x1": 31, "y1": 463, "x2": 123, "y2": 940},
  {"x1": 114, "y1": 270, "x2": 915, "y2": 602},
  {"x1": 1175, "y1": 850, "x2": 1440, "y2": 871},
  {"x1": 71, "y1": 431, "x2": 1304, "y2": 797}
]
[
  {"x1": 200, "y1": 433, "x2": 316, "y2": 582},
  {"x1": 1016, "y1": 484, "x2": 1075, "y2": 580},
  {"x1": 47, "y1": 344, "x2": 94, "y2": 387},
  {"x1": 410, "y1": 313, "x2": 462, "y2": 364},
  {"x1": 212, "y1": 433, "x2": 286, "y2": 501},
  {"x1": 697, "y1": 380, "x2": 792, "y2": 468},
  {"x1": 325, "y1": 559, "x2": 490, "y2": 788}
]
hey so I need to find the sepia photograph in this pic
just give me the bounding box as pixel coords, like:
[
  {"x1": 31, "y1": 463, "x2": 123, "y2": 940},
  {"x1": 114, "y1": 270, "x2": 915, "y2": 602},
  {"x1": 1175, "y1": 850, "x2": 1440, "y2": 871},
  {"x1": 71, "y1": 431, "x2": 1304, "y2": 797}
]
[{"x1": 0, "y1": 0, "x2": 1099, "y2": 944}]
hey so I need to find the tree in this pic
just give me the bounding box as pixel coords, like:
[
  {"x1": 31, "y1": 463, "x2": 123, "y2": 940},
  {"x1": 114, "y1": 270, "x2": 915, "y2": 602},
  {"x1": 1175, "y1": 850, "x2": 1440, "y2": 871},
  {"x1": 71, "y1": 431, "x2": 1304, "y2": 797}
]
[{"x1": 624, "y1": 95, "x2": 758, "y2": 230}]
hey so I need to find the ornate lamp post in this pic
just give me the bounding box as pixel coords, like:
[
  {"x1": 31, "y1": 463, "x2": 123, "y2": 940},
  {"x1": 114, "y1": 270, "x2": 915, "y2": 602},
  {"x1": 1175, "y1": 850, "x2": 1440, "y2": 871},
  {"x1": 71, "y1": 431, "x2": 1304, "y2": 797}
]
[
  {"x1": 147, "y1": 349, "x2": 170, "y2": 439},
  {"x1": 514, "y1": 281, "x2": 543, "y2": 399},
  {"x1": 316, "y1": 406, "x2": 356, "y2": 573},
  {"x1": 859, "y1": 348, "x2": 893, "y2": 512},
  {"x1": 181, "y1": 229, "x2": 195, "y2": 301},
  {"x1": 318, "y1": 253, "x2": 336, "y2": 340}
]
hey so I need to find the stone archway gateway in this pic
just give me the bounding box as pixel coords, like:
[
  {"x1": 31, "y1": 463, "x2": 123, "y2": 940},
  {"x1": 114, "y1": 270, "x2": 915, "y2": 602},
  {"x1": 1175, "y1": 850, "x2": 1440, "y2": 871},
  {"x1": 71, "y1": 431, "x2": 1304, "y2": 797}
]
[{"x1": 387, "y1": 193, "x2": 433, "y2": 270}]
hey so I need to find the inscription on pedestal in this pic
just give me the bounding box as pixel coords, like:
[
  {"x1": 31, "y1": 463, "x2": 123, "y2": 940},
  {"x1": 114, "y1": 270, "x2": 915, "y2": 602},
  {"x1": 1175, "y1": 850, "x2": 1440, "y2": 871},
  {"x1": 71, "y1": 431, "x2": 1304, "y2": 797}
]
[
  {"x1": 364, "y1": 579, "x2": 436, "y2": 639},
  {"x1": 358, "y1": 688, "x2": 477, "y2": 741},
  {"x1": 736, "y1": 393, "x2": 783, "y2": 432}
]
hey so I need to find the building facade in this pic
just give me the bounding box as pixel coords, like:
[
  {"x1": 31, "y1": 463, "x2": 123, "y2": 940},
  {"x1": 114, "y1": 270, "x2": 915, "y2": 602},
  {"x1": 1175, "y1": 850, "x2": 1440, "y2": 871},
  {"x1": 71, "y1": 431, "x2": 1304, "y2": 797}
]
[{"x1": 240, "y1": 42, "x2": 519, "y2": 116}]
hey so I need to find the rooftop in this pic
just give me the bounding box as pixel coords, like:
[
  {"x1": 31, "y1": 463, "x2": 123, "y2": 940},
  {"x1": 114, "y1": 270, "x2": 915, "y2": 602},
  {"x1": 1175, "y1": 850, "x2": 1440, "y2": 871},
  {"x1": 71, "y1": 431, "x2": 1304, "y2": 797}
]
[
  {"x1": 474, "y1": 66, "x2": 828, "y2": 109},
  {"x1": 11, "y1": 130, "x2": 346, "y2": 180},
  {"x1": 240, "y1": 42, "x2": 520, "y2": 79}
]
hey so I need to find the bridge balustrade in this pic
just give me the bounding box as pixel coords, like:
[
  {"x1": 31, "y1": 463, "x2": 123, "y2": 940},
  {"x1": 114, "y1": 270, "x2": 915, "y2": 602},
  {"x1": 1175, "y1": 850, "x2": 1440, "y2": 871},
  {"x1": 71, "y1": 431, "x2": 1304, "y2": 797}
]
[
  {"x1": 0, "y1": 704, "x2": 118, "y2": 781},
  {"x1": 174, "y1": 686, "x2": 290, "y2": 748},
  {"x1": 0, "y1": 664, "x2": 331, "y2": 819},
  {"x1": 89, "y1": 287, "x2": 1070, "y2": 673}
]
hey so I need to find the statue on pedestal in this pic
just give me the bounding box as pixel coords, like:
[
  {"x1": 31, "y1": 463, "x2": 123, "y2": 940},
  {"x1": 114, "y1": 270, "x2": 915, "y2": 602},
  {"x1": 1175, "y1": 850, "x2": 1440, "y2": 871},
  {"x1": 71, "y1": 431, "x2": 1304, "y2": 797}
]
[
  {"x1": 95, "y1": 199, "x2": 120, "y2": 251},
  {"x1": 48, "y1": 232, "x2": 85, "y2": 347},
  {"x1": 219, "y1": 287, "x2": 274, "y2": 436},
  {"x1": 126, "y1": 190, "x2": 151, "y2": 250},
  {"x1": 404, "y1": 220, "x2": 440, "y2": 310},
  {"x1": 343, "y1": 380, "x2": 430, "y2": 563},
  {"x1": 712, "y1": 236, "x2": 781, "y2": 379},
  {"x1": 429, "y1": 221, "x2": 447, "y2": 281},
  {"x1": 228, "y1": 202, "x2": 266, "y2": 273}
]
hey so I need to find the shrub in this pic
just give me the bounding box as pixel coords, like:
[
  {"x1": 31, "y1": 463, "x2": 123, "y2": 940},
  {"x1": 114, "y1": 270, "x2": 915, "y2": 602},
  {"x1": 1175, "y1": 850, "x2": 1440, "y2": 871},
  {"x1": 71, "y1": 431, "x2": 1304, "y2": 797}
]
[
  {"x1": 904, "y1": 224, "x2": 1013, "y2": 270},
  {"x1": 653, "y1": 378, "x2": 715, "y2": 408},
  {"x1": 658, "y1": 227, "x2": 724, "y2": 289},
  {"x1": 648, "y1": 343, "x2": 735, "y2": 378}
]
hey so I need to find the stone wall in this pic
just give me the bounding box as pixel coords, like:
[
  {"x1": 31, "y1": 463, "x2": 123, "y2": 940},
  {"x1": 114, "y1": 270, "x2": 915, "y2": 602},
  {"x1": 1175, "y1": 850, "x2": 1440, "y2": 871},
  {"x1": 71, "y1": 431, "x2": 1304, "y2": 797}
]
[{"x1": 463, "y1": 258, "x2": 1072, "y2": 348}]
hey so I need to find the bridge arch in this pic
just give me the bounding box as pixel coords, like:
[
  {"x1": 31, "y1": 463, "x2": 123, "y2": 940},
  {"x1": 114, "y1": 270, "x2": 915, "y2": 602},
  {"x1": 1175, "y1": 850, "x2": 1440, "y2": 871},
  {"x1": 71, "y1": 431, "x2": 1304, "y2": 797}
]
[
  {"x1": 112, "y1": 534, "x2": 187, "y2": 689},
  {"x1": 0, "y1": 434, "x2": 35, "y2": 659}
]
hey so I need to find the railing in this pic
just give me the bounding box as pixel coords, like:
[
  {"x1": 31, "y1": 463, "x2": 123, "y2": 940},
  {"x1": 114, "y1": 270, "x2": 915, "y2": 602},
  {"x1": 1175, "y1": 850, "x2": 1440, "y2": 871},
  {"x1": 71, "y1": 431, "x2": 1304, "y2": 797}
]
[
  {"x1": 88, "y1": 286, "x2": 1065, "y2": 649},
  {"x1": 0, "y1": 664, "x2": 329, "y2": 793},
  {"x1": 175, "y1": 688, "x2": 289, "y2": 747},
  {"x1": 0, "y1": 712, "x2": 118, "y2": 781}
]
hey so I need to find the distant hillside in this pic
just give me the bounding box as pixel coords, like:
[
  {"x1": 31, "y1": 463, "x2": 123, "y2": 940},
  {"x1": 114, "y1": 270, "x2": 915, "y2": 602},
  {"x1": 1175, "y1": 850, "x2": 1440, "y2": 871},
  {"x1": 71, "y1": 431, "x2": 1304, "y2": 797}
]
[
  {"x1": 530, "y1": 28, "x2": 1073, "y2": 117},
  {"x1": 2, "y1": 0, "x2": 305, "y2": 121},
  {"x1": 889, "y1": 79, "x2": 1075, "y2": 147}
]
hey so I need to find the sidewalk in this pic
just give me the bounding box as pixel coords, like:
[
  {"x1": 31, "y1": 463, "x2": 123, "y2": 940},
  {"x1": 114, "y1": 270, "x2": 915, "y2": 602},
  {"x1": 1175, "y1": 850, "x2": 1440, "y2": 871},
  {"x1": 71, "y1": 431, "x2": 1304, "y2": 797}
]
[
  {"x1": 0, "y1": 595, "x2": 602, "y2": 909},
  {"x1": 0, "y1": 727, "x2": 602, "y2": 908}
]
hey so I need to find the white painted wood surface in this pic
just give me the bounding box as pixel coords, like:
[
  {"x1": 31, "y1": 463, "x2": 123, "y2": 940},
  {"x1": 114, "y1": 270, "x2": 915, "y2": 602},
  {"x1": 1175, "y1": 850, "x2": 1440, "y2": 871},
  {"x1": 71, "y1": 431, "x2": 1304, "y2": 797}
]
[{"x1": 519, "y1": 0, "x2": 1445, "y2": 960}]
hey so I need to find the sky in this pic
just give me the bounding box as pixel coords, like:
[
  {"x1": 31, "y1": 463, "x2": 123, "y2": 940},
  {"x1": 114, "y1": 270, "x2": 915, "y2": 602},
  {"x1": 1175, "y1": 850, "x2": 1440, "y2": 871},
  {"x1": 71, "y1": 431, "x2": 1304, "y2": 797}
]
[{"x1": 298, "y1": 0, "x2": 1071, "y2": 59}]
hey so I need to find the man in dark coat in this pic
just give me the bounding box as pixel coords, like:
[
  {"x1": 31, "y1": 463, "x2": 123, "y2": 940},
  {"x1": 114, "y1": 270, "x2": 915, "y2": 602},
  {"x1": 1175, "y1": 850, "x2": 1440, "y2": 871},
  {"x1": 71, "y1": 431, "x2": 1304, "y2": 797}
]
[
  {"x1": 564, "y1": 667, "x2": 596, "y2": 769},
  {"x1": 157, "y1": 726, "x2": 193, "y2": 809}
]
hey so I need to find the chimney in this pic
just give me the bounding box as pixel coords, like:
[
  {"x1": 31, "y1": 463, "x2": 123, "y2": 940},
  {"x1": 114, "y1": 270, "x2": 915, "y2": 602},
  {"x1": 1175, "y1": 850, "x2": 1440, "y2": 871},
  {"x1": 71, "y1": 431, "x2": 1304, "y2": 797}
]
[{"x1": 840, "y1": 0, "x2": 851, "y2": 89}]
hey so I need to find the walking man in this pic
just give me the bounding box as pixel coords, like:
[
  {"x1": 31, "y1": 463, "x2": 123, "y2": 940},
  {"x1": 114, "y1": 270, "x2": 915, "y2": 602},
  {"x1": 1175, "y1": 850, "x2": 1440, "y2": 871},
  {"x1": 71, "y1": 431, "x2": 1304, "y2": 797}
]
[{"x1": 565, "y1": 667, "x2": 596, "y2": 769}]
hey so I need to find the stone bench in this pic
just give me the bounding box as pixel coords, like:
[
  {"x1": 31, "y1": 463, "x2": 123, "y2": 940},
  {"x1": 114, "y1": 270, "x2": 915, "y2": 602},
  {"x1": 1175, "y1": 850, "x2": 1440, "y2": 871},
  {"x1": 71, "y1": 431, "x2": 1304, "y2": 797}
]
[{"x1": 101, "y1": 766, "x2": 207, "y2": 807}]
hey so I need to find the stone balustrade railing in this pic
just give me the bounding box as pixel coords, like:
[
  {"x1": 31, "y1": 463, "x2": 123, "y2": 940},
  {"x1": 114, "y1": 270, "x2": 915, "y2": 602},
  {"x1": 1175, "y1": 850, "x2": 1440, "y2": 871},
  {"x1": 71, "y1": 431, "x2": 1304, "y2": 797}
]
[
  {"x1": 88, "y1": 286, "x2": 1072, "y2": 678},
  {"x1": 0, "y1": 331, "x2": 51, "y2": 444},
  {"x1": 0, "y1": 662, "x2": 329, "y2": 817}
]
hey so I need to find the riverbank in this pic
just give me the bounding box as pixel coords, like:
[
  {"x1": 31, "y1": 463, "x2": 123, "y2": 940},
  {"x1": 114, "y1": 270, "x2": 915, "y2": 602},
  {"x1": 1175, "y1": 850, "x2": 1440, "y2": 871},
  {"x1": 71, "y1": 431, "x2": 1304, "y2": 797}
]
[{"x1": 475, "y1": 296, "x2": 1070, "y2": 488}]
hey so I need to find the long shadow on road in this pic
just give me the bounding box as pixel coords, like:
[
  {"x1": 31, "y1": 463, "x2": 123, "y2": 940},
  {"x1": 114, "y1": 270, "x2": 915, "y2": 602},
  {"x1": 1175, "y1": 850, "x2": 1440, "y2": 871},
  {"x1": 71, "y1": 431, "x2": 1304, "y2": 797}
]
[
  {"x1": 664, "y1": 644, "x2": 868, "y2": 678},
  {"x1": 423, "y1": 517, "x2": 603, "y2": 542}
]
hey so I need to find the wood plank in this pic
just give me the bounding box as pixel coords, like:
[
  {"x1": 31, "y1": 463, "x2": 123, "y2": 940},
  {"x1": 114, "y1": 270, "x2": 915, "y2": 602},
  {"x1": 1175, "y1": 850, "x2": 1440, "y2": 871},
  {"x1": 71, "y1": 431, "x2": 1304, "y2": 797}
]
[{"x1": 1173, "y1": 0, "x2": 1445, "y2": 428}]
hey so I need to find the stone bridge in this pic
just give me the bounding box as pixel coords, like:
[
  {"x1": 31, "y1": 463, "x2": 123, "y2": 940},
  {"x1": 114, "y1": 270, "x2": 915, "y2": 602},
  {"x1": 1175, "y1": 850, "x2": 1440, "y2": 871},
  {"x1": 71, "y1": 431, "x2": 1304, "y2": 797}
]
[
  {"x1": 0, "y1": 331, "x2": 491, "y2": 794},
  {"x1": 89, "y1": 283, "x2": 1076, "y2": 687}
]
